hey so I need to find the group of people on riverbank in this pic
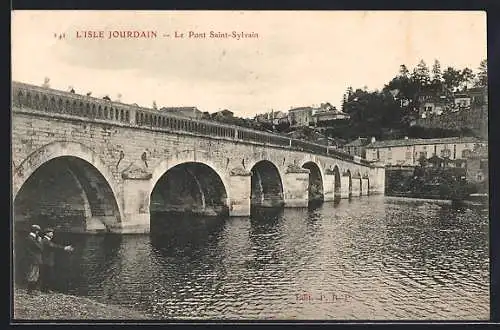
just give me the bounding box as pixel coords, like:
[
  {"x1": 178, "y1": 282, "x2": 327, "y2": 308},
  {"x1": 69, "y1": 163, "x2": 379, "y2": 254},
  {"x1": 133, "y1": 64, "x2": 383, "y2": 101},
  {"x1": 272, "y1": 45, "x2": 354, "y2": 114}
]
[{"x1": 23, "y1": 224, "x2": 74, "y2": 295}]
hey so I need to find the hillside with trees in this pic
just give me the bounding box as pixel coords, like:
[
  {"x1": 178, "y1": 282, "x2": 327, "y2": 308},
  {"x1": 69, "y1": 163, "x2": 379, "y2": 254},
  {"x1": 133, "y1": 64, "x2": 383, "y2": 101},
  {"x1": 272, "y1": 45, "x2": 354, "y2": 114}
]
[{"x1": 329, "y1": 59, "x2": 487, "y2": 141}]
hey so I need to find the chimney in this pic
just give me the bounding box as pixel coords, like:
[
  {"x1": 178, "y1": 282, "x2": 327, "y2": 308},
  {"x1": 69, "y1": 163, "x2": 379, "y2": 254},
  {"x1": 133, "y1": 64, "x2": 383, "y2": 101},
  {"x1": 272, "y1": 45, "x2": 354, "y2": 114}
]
[{"x1": 371, "y1": 137, "x2": 376, "y2": 143}]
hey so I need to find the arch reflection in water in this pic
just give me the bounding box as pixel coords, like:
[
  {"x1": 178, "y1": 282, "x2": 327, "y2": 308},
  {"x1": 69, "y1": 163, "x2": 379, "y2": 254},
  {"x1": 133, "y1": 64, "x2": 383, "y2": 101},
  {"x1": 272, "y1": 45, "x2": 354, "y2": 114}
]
[
  {"x1": 13, "y1": 196, "x2": 488, "y2": 320},
  {"x1": 333, "y1": 165, "x2": 342, "y2": 203}
]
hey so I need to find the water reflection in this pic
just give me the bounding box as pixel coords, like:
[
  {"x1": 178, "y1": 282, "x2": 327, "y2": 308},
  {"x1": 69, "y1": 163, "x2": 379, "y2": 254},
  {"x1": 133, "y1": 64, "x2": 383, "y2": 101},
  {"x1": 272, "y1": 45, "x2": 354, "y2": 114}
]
[{"x1": 14, "y1": 195, "x2": 489, "y2": 320}]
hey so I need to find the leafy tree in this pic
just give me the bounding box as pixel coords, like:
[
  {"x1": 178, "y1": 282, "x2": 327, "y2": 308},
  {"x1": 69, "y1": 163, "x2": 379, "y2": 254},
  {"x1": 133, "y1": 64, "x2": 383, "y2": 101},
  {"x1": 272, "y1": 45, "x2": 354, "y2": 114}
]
[
  {"x1": 431, "y1": 59, "x2": 442, "y2": 83},
  {"x1": 412, "y1": 60, "x2": 431, "y2": 87},
  {"x1": 460, "y1": 67, "x2": 475, "y2": 90},
  {"x1": 442, "y1": 67, "x2": 462, "y2": 91},
  {"x1": 399, "y1": 64, "x2": 410, "y2": 78},
  {"x1": 475, "y1": 59, "x2": 487, "y2": 87}
]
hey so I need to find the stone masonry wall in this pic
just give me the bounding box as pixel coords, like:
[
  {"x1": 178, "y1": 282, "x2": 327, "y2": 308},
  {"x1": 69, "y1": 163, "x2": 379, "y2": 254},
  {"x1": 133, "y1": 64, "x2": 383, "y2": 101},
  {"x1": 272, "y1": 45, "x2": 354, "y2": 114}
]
[{"x1": 13, "y1": 108, "x2": 383, "y2": 230}]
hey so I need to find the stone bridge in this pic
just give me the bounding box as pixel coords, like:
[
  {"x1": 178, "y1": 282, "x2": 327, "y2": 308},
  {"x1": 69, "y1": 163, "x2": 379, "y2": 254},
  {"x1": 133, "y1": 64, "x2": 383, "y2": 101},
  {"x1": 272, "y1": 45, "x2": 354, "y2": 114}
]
[{"x1": 12, "y1": 82, "x2": 385, "y2": 233}]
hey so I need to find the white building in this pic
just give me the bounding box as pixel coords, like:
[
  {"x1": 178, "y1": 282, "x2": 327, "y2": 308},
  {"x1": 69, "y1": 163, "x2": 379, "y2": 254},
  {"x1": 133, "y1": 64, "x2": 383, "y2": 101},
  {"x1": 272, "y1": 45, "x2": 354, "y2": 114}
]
[{"x1": 365, "y1": 136, "x2": 485, "y2": 166}]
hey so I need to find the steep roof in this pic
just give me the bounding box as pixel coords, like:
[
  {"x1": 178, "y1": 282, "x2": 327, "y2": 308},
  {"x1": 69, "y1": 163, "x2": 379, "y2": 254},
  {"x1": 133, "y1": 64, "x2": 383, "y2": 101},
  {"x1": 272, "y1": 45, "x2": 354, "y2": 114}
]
[{"x1": 366, "y1": 136, "x2": 483, "y2": 148}]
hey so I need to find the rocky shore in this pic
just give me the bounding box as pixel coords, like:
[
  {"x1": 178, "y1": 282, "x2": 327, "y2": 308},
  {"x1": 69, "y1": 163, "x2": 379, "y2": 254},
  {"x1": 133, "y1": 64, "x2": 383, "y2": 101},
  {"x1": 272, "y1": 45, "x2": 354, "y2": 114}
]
[{"x1": 13, "y1": 288, "x2": 151, "y2": 320}]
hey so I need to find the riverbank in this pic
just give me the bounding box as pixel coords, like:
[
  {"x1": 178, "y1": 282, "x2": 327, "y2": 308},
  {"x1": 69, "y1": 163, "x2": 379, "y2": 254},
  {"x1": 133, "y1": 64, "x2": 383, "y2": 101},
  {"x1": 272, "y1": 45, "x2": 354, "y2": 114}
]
[
  {"x1": 13, "y1": 287, "x2": 152, "y2": 320},
  {"x1": 385, "y1": 195, "x2": 453, "y2": 204}
]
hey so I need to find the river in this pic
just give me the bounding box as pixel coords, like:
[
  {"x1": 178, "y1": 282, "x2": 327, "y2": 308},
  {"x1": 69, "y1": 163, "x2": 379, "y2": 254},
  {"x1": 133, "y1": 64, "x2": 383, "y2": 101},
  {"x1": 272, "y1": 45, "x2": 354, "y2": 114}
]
[{"x1": 15, "y1": 195, "x2": 490, "y2": 320}]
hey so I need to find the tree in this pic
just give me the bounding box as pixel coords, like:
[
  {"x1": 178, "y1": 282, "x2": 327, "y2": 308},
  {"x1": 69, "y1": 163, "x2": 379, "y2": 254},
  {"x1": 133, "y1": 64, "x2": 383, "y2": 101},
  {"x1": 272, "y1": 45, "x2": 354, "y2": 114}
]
[
  {"x1": 460, "y1": 67, "x2": 475, "y2": 90},
  {"x1": 431, "y1": 59, "x2": 442, "y2": 83},
  {"x1": 475, "y1": 59, "x2": 487, "y2": 87},
  {"x1": 399, "y1": 64, "x2": 410, "y2": 78},
  {"x1": 412, "y1": 60, "x2": 431, "y2": 87},
  {"x1": 442, "y1": 67, "x2": 462, "y2": 91}
]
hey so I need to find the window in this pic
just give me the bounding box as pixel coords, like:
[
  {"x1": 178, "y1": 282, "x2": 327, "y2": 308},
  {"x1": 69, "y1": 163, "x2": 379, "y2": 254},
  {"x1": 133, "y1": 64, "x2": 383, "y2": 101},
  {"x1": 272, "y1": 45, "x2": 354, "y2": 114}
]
[
  {"x1": 387, "y1": 148, "x2": 392, "y2": 160},
  {"x1": 419, "y1": 151, "x2": 427, "y2": 159},
  {"x1": 441, "y1": 149, "x2": 451, "y2": 158},
  {"x1": 453, "y1": 144, "x2": 456, "y2": 159},
  {"x1": 405, "y1": 151, "x2": 412, "y2": 160}
]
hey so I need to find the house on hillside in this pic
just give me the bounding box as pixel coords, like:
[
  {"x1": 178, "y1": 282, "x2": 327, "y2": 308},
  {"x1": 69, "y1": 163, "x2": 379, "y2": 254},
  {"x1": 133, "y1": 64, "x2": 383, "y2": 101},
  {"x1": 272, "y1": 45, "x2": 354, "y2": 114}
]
[
  {"x1": 255, "y1": 110, "x2": 289, "y2": 126},
  {"x1": 466, "y1": 86, "x2": 488, "y2": 106},
  {"x1": 313, "y1": 103, "x2": 350, "y2": 125},
  {"x1": 213, "y1": 109, "x2": 234, "y2": 119},
  {"x1": 453, "y1": 93, "x2": 472, "y2": 110},
  {"x1": 288, "y1": 107, "x2": 314, "y2": 127},
  {"x1": 343, "y1": 137, "x2": 370, "y2": 158},
  {"x1": 417, "y1": 85, "x2": 454, "y2": 118}
]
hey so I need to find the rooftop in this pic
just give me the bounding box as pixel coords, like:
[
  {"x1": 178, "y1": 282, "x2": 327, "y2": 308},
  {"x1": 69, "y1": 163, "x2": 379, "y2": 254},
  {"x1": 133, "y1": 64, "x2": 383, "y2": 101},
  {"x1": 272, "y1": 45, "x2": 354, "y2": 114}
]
[
  {"x1": 345, "y1": 137, "x2": 369, "y2": 147},
  {"x1": 289, "y1": 107, "x2": 314, "y2": 112},
  {"x1": 465, "y1": 87, "x2": 486, "y2": 94},
  {"x1": 159, "y1": 106, "x2": 201, "y2": 112},
  {"x1": 366, "y1": 136, "x2": 483, "y2": 148},
  {"x1": 313, "y1": 108, "x2": 349, "y2": 116}
]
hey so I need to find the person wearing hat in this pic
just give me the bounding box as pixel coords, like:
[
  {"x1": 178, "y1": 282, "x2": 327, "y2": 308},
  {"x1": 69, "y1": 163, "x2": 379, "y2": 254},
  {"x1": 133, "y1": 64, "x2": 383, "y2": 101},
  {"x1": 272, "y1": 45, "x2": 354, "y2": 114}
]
[
  {"x1": 24, "y1": 224, "x2": 43, "y2": 294},
  {"x1": 40, "y1": 227, "x2": 74, "y2": 293}
]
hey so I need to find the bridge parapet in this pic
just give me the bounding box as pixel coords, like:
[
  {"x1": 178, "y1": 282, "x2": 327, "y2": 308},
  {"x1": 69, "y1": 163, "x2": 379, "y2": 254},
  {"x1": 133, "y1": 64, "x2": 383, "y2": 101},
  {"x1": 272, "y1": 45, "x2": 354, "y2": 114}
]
[{"x1": 12, "y1": 81, "x2": 375, "y2": 167}]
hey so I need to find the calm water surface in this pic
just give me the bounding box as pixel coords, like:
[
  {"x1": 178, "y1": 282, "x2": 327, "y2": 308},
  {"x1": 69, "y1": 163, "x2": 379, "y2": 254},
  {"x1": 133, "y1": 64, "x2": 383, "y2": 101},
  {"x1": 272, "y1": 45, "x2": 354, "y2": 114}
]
[{"x1": 22, "y1": 195, "x2": 490, "y2": 320}]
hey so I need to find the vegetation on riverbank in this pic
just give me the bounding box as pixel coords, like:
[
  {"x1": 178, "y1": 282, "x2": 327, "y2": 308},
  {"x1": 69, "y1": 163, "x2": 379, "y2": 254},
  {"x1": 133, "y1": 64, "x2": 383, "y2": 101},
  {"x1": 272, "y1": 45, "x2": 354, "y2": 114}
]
[{"x1": 13, "y1": 287, "x2": 151, "y2": 320}]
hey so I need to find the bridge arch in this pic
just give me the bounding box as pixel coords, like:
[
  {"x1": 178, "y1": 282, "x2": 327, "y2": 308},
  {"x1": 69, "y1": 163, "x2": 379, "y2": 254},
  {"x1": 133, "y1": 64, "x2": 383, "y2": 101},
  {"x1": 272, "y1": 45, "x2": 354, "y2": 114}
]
[
  {"x1": 249, "y1": 160, "x2": 284, "y2": 207},
  {"x1": 13, "y1": 142, "x2": 122, "y2": 232},
  {"x1": 301, "y1": 160, "x2": 324, "y2": 203},
  {"x1": 150, "y1": 158, "x2": 230, "y2": 220}
]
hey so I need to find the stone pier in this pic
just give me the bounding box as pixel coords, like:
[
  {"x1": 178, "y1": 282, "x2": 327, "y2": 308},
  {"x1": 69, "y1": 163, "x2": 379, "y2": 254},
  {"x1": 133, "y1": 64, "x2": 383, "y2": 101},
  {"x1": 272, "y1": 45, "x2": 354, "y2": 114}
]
[
  {"x1": 351, "y1": 176, "x2": 362, "y2": 197},
  {"x1": 283, "y1": 164, "x2": 310, "y2": 207},
  {"x1": 323, "y1": 172, "x2": 336, "y2": 202},
  {"x1": 340, "y1": 175, "x2": 350, "y2": 199},
  {"x1": 228, "y1": 167, "x2": 252, "y2": 216},
  {"x1": 361, "y1": 178, "x2": 369, "y2": 196}
]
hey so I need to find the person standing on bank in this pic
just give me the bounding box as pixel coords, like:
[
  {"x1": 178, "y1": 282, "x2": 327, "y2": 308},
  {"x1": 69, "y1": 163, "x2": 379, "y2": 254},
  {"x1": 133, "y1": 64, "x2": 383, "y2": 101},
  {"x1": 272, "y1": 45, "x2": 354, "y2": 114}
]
[
  {"x1": 40, "y1": 228, "x2": 74, "y2": 293},
  {"x1": 25, "y1": 224, "x2": 43, "y2": 295}
]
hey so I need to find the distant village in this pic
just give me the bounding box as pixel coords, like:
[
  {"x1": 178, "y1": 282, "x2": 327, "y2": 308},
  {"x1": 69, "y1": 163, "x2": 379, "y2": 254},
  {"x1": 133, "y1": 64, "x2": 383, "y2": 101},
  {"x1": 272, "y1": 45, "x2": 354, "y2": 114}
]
[
  {"x1": 39, "y1": 57, "x2": 488, "y2": 192},
  {"x1": 156, "y1": 82, "x2": 486, "y2": 193},
  {"x1": 128, "y1": 85, "x2": 487, "y2": 191}
]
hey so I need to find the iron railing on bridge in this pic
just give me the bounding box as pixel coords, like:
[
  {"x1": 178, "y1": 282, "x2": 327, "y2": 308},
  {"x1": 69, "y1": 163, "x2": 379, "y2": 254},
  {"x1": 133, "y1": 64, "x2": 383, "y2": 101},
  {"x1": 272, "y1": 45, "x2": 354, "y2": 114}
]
[{"x1": 11, "y1": 81, "x2": 372, "y2": 166}]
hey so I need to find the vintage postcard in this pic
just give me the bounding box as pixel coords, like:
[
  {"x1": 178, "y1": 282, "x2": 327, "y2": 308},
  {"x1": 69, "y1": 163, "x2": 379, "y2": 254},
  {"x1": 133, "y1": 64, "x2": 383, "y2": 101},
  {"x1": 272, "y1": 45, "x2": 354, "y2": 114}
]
[{"x1": 11, "y1": 10, "x2": 489, "y2": 321}]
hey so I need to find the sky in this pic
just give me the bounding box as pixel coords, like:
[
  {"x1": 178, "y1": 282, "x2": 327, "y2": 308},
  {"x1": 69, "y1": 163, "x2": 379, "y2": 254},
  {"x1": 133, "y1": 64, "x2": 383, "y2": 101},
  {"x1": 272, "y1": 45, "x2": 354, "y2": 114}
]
[{"x1": 11, "y1": 11, "x2": 486, "y2": 118}]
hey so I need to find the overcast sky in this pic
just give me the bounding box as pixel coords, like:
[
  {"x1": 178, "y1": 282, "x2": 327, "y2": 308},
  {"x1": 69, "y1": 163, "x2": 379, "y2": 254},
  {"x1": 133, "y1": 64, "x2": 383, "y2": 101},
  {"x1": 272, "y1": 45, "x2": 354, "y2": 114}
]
[{"x1": 12, "y1": 11, "x2": 486, "y2": 118}]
